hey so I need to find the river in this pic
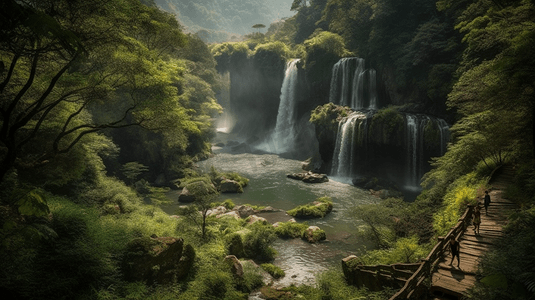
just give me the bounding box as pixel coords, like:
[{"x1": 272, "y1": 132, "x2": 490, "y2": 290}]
[{"x1": 163, "y1": 132, "x2": 379, "y2": 287}]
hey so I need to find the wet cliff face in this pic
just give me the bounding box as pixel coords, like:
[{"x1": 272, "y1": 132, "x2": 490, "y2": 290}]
[
  {"x1": 311, "y1": 104, "x2": 450, "y2": 191},
  {"x1": 226, "y1": 51, "x2": 286, "y2": 138}
]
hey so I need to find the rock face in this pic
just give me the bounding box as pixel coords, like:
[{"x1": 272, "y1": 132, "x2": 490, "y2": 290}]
[
  {"x1": 122, "y1": 236, "x2": 194, "y2": 284},
  {"x1": 302, "y1": 226, "x2": 327, "y2": 243},
  {"x1": 287, "y1": 171, "x2": 329, "y2": 183}
]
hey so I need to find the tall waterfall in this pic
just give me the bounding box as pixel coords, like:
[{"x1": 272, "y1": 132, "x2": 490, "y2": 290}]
[
  {"x1": 271, "y1": 59, "x2": 300, "y2": 153},
  {"x1": 329, "y1": 57, "x2": 378, "y2": 110},
  {"x1": 330, "y1": 112, "x2": 369, "y2": 177}
]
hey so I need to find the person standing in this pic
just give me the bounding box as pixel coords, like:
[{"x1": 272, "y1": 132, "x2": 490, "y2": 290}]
[
  {"x1": 484, "y1": 190, "x2": 491, "y2": 215},
  {"x1": 449, "y1": 238, "x2": 460, "y2": 268},
  {"x1": 473, "y1": 205, "x2": 481, "y2": 235}
]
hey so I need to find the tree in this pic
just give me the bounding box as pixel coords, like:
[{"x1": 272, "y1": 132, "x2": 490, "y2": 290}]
[
  {"x1": 0, "y1": 0, "x2": 189, "y2": 185},
  {"x1": 252, "y1": 23, "x2": 266, "y2": 33},
  {"x1": 176, "y1": 180, "x2": 219, "y2": 238}
]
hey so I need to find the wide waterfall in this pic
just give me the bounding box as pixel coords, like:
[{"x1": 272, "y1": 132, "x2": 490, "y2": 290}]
[
  {"x1": 270, "y1": 59, "x2": 300, "y2": 153},
  {"x1": 330, "y1": 111, "x2": 450, "y2": 192},
  {"x1": 329, "y1": 57, "x2": 378, "y2": 110}
]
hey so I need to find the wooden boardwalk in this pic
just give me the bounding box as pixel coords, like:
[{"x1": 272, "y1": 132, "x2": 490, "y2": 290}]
[{"x1": 430, "y1": 167, "x2": 516, "y2": 299}]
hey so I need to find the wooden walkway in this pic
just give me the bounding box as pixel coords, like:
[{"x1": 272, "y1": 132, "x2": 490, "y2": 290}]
[{"x1": 430, "y1": 166, "x2": 516, "y2": 299}]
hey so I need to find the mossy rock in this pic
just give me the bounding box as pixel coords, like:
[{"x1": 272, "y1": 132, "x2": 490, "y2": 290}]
[{"x1": 286, "y1": 197, "x2": 333, "y2": 219}]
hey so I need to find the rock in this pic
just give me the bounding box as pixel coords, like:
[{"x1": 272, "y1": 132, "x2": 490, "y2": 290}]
[
  {"x1": 220, "y1": 179, "x2": 243, "y2": 193},
  {"x1": 224, "y1": 255, "x2": 244, "y2": 278},
  {"x1": 246, "y1": 215, "x2": 268, "y2": 225},
  {"x1": 215, "y1": 142, "x2": 225, "y2": 147},
  {"x1": 341, "y1": 255, "x2": 362, "y2": 285},
  {"x1": 217, "y1": 211, "x2": 241, "y2": 220},
  {"x1": 302, "y1": 226, "x2": 326, "y2": 243},
  {"x1": 302, "y1": 172, "x2": 329, "y2": 183},
  {"x1": 122, "y1": 236, "x2": 194, "y2": 284},
  {"x1": 258, "y1": 206, "x2": 280, "y2": 213},
  {"x1": 206, "y1": 206, "x2": 227, "y2": 217},
  {"x1": 287, "y1": 171, "x2": 329, "y2": 183},
  {"x1": 233, "y1": 205, "x2": 255, "y2": 218},
  {"x1": 169, "y1": 215, "x2": 180, "y2": 220},
  {"x1": 177, "y1": 186, "x2": 195, "y2": 203}
]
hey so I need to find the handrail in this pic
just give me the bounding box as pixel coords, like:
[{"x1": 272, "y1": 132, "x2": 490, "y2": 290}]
[{"x1": 388, "y1": 205, "x2": 474, "y2": 300}]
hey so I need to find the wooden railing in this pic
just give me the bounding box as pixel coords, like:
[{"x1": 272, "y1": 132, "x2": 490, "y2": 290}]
[{"x1": 388, "y1": 205, "x2": 475, "y2": 300}]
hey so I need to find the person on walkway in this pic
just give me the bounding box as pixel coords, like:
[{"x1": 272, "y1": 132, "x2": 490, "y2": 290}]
[
  {"x1": 484, "y1": 190, "x2": 491, "y2": 215},
  {"x1": 449, "y1": 238, "x2": 460, "y2": 268},
  {"x1": 473, "y1": 205, "x2": 481, "y2": 235}
]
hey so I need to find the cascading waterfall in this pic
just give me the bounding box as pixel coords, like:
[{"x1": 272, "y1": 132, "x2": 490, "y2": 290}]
[
  {"x1": 350, "y1": 58, "x2": 366, "y2": 109},
  {"x1": 330, "y1": 112, "x2": 368, "y2": 177},
  {"x1": 329, "y1": 57, "x2": 378, "y2": 110},
  {"x1": 271, "y1": 59, "x2": 300, "y2": 153}
]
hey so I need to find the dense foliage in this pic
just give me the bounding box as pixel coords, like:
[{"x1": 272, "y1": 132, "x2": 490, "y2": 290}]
[{"x1": 2, "y1": 0, "x2": 535, "y2": 299}]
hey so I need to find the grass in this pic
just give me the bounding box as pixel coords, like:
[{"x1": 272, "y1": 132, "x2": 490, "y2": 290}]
[{"x1": 260, "y1": 263, "x2": 285, "y2": 279}]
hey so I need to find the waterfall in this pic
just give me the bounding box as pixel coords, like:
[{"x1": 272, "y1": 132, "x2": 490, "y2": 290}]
[
  {"x1": 367, "y1": 69, "x2": 378, "y2": 110},
  {"x1": 271, "y1": 59, "x2": 300, "y2": 153},
  {"x1": 350, "y1": 59, "x2": 366, "y2": 109},
  {"x1": 331, "y1": 112, "x2": 368, "y2": 177},
  {"x1": 216, "y1": 71, "x2": 233, "y2": 133},
  {"x1": 329, "y1": 57, "x2": 378, "y2": 110}
]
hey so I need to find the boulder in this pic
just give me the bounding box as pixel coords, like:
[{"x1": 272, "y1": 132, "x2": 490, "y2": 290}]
[
  {"x1": 220, "y1": 179, "x2": 243, "y2": 193},
  {"x1": 302, "y1": 226, "x2": 326, "y2": 243},
  {"x1": 224, "y1": 255, "x2": 244, "y2": 278},
  {"x1": 246, "y1": 215, "x2": 268, "y2": 225},
  {"x1": 217, "y1": 211, "x2": 241, "y2": 220},
  {"x1": 122, "y1": 236, "x2": 194, "y2": 284},
  {"x1": 258, "y1": 206, "x2": 281, "y2": 213},
  {"x1": 233, "y1": 205, "x2": 255, "y2": 218},
  {"x1": 287, "y1": 171, "x2": 329, "y2": 183},
  {"x1": 177, "y1": 187, "x2": 195, "y2": 203},
  {"x1": 206, "y1": 206, "x2": 227, "y2": 217}
]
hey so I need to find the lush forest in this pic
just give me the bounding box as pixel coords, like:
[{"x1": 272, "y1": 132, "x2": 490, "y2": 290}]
[{"x1": 1, "y1": 0, "x2": 535, "y2": 299}]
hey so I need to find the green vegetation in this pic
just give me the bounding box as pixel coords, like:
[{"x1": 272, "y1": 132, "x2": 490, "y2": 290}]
[
  {"x1": 286, "y1": 196, "x2": 333, "y2": 219},
  {"x1": 274, "y1": 221, "x2": 310, "y2": 238},
  {"x1": 260, "y1": 263, "x2": 285, "y2": 279}
]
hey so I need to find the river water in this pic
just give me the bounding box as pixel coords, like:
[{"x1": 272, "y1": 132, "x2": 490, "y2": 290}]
[{"x1": 163, "y1": 133, "x2": 379, "y2": 287}]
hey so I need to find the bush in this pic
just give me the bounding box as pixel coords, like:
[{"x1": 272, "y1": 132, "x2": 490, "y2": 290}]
[
  {"x1": 261, "y1": 263, "x2": 285, "y2": 279},
  {"x1": 243, "y1": 223, "x2": 277, "y2": 261},
  {"x1": 287, "y1": 197, "x2": 333, "y2": 219}
]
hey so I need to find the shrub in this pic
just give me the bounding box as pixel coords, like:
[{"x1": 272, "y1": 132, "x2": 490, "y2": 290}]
[
  {"x1": 243, "y1": 223, "x2": 277, "y2": 261},
  {"x1": 260, "y1": 263, "x2": 285, "y2": 279}
]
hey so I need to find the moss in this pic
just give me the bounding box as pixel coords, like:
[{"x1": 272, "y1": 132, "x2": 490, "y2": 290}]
[
  {"x1": 371, "y1": 107, "x2": 404, "y2": 143},
  {"x1": 274, "y1": 221, "x2": 309, "y2": 238},
  {"x1": 286, "y1": 197, "x2": 333, "y2": 219},
  {"x1": 260, "y1": 263, "x2": 285, "y2": 279}
]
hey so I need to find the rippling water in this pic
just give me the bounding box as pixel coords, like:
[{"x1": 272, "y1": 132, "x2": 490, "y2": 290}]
[{"x1": 164, "y1": 144, "x2": 379, "y2": 287}]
